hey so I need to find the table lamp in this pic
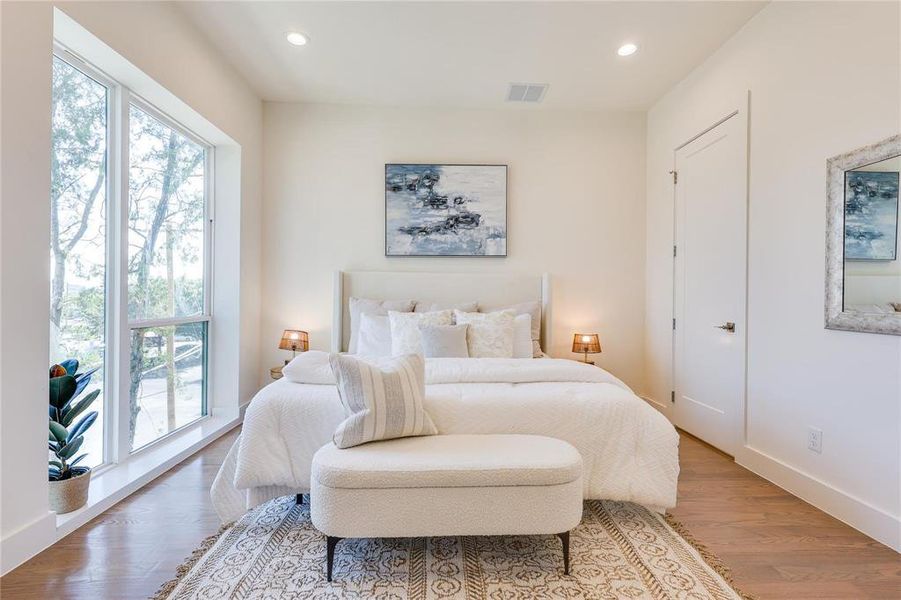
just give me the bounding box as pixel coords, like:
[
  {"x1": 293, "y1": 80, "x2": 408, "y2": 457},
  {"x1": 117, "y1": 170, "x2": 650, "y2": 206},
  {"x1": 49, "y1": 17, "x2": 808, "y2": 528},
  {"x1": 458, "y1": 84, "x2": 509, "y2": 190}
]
[
  {"x1": 279, "y1": 330, "x2": 309, "y2": 364},
  {"x1": 572, "y1": 333, "x2": 601, "y2": 365}
]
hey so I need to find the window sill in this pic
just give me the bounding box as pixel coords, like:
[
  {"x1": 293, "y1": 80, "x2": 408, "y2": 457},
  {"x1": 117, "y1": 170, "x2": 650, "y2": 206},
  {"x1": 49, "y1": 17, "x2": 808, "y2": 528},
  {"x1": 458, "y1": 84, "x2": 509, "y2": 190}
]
[{"x1": 55, "y1": 414, "x2": 240, "y2": 537}]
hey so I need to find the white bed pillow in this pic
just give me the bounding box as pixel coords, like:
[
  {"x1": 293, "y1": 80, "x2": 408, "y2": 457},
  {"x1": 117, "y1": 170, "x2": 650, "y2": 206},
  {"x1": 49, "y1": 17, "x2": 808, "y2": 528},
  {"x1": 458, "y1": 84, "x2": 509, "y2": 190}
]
[
  {"x1": 348, "y1": 297, "x2": 415, "y2": 353},
  {"x1": 486, "y1": 301, "x2": 542, "y2": 357},
  {"x1": 454, "y1": 309, "x2": 516, "y2": 358},
  {"x1": 281, "y1": 350, "x2": 335, "y2": 384},
  {"x1": 419, "y1": 324, "x2": 470, "y2": 358},
  {"x1": 414, "y1": 301, "x2": 479, "y2": 314},
  {"x1": 388, "y1": 310, "x2": 453, "y2": 355},
  {"x1": 355, "y1": 314, "x2": 392, "y2": 357},
  {"x1": 512, "y1": 314, "x2": 533, "y2": 358},
  {"x1": 329, "y1": 353, "x2": 437, "y2": 449}
]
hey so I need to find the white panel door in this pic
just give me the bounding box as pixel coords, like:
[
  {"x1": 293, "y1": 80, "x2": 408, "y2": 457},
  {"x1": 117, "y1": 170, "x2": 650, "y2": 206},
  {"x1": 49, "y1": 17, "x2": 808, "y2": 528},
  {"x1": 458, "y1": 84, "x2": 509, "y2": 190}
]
[{"x1": 673, "y1": 113, "x2": 747, "y2": 456}]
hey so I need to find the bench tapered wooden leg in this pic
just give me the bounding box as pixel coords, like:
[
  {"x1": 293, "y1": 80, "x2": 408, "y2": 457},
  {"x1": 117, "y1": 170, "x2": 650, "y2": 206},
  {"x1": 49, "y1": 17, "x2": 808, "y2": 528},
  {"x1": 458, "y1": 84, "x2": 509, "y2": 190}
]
[
  {"x1": 557, "y1": 531, "x2": 570, "y2": 575},
  {"x1": 326, "y1": 536, "x2": 342, "y2": 582}
]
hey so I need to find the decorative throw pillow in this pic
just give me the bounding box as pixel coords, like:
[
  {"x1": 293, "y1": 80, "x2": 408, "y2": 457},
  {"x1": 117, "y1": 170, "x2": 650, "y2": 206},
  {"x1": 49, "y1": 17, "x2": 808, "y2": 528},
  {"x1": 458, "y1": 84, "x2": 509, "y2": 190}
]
[
  {"x1": 348, "y1": 297, "x2": 415, "y2": 353},
  {"x1": 512, "y1": 314, "x2": 533, "y2": 358},
  {"x1": 388, "y1": 310, "x2": 453, "y2": 355},
  {"x1": 453, "y1": 309, "x2": 516, "y2": 358},
  {"x1": 486, "y1": 301, "x2": 542, "y2": 357},
  {"x1": 419, "y1": 324, "x2": 470, "y2": 358},
  {"x1": 355, "y1": 314, "x2": 392, "y2": 357},
  {"x1": 414, "y1": 301, "x2": 479, "y2": 314},
  {"x1": 329, "y1": 354, "x2": 437, "y2": 449}
]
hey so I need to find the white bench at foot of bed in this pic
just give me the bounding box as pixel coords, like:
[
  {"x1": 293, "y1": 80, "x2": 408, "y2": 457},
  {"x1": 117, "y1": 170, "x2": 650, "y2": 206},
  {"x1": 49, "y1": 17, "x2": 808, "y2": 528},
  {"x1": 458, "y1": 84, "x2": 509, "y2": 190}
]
[{"x1": 310, "y1": 433, "x2": 584, "y2": 582}]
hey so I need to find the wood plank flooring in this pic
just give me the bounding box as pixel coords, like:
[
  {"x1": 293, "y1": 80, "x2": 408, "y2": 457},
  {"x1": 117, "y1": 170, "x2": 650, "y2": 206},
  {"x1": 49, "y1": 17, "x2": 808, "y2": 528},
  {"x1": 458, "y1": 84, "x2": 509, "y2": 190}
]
[{"x1": 1, "y1": 428, "x2": 899, "y2": 599}]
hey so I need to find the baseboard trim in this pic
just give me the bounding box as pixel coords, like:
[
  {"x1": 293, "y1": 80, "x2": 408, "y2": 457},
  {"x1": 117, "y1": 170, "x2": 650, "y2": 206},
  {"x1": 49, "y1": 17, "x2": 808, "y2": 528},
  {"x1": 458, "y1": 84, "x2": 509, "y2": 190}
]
[
  {"x1": 0, "y1": 512, "x2": 56, "y2": 576},
  {"x1": 639, "y1": 394, "x2": 671, "y2": 414},
  {"x1": 736, "y1": 445, "x2": 900, "y2": 552}
]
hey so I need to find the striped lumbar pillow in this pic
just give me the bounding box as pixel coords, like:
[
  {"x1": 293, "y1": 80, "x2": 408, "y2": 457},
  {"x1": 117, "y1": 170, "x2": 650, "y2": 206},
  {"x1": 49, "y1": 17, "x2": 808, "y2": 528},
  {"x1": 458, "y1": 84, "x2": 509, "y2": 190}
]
[{"x1": 329, "y1": 353, "x2": 437, "y2": 449}]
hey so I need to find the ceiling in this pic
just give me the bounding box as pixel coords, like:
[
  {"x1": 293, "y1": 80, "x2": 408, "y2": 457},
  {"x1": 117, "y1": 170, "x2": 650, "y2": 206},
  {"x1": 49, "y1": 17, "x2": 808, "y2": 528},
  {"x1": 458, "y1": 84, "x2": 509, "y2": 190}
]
[{"x1": 180, "y1": 1, "x2": 765, "y2": 111}]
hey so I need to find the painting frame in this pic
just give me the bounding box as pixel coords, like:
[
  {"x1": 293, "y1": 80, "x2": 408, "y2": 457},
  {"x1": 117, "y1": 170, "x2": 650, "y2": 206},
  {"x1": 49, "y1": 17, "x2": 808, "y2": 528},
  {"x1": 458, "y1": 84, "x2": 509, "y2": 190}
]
[
  {"x1": 384, "y1": 163, "x2": 508, "y2": 257},
  {"x1": 843, "y1": 169, "x2": 899, "y2": 261}
]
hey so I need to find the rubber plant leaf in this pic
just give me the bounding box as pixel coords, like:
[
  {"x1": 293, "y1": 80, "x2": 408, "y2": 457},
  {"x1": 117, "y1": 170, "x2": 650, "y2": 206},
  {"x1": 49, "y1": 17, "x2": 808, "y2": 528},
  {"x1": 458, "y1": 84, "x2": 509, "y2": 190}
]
[
  {"x1": 49, "y1": 421, "x2": 68, "y2": 444},
  {"x1": 60, "y1": 358, "x2": 79, "y2": 376},
  {"x1": 73, "y1": 367, "x2": 99, "y2": 397},
  {"x1": 67, "y1": 411, "x2": 97, "y2": 443},
  {"x1": 49, "y1": 375, "x2": 76, "y2": 409},
  {"x1": 58, "y1": 437, "x2": 84, "y2": 460},
  {"x1": 61, "y1": 389, "x2": 100, "y2": 427}
]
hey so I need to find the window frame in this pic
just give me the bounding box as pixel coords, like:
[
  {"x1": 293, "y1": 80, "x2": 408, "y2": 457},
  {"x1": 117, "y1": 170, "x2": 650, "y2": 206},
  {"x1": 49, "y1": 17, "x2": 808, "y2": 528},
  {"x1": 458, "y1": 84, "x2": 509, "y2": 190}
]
[
  {"x1": 51, "y1": 47, "x2": 117, "y2": 469},
  {"x1": 51, "y1": 44, "x2": 215, "y2": 468}
]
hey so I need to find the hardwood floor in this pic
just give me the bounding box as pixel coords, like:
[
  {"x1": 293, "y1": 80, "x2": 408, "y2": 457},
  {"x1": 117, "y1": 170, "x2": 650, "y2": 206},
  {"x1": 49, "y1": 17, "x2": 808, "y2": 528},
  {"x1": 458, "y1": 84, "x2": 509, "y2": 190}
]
[
  {"x1": 2, "y1": 428, "x2": 899, "y2": 599},
  {"x1": 671, "y1": 433, "x2": 900, "y2": 600},
  {"x1": 1, "y1": 428, "x2": 241, "y2": 600}
]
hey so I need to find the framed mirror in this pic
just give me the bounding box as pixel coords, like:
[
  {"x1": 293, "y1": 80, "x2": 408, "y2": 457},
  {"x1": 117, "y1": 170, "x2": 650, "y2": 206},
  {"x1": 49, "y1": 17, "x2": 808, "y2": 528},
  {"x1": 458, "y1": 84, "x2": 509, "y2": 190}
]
[{"x1": 826, "y1": 134, "x2": 901, "y2": 335}]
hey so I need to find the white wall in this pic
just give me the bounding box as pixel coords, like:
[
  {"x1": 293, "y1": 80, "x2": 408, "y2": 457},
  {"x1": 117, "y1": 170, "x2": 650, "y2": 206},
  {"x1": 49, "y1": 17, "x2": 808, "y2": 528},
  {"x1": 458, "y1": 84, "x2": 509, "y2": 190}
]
[
  {"x1": 0, "y1": 0, "x2": 58, "y2": 572},
  {"x1": 645, "y1": 1, "x2": 900, "y2": 549},
  {"x1": 0, "y1": 1, "x2": 262, "y2": 573},
  {"x1": 261, "y1": 103, "x2": 647, "y2": 389}
]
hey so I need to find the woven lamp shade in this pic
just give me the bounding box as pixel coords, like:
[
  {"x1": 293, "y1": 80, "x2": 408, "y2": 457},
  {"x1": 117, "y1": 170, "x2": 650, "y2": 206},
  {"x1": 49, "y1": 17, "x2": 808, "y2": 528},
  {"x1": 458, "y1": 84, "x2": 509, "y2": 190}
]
[
  {"x1": 279, "y1": 330, "x2": 309, "y2": 352},
  {"x1": 572, "y1": 333, "x2": 601, "y2": 354}
]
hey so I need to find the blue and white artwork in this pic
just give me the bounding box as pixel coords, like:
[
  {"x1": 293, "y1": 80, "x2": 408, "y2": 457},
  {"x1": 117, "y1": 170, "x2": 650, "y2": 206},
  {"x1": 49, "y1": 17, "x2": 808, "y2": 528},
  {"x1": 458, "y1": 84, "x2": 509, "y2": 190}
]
[
  {"x1": 845, "y1": 170, "x2": 899, "y2": 260},
  {"x1": 385, "y1": 164, "x2": 507, "y2": 256}
]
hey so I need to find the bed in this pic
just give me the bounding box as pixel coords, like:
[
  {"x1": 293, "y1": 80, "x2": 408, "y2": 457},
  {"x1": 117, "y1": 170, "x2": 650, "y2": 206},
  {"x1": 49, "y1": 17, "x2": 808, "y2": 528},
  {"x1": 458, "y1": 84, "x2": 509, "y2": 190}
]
[{"x1": 211, "y1": 271, "x2": 679, "y2": 522}]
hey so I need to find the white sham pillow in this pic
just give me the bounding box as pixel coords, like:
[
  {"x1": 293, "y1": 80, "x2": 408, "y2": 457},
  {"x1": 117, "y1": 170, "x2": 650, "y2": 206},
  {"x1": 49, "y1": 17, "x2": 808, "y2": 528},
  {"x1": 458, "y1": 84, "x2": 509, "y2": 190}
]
[
  {"x1": 355, "y1": 314, "x2": 392, "y2": 357},
  {"x1": 453, "y1": 309, "x2": 516, "y2": 358},
  {"x1": 512, "y1": 314, "x2": 533, "y2": 358},
  {"x1": 414, "y1": 301, "x2": 479, "y2": 314},
  {"x1": 348, "y1": 297, "x2": 415, "y2": 353},
  {"x1": 281, "y1": 350, "x2": 335, "y2": 384},
  {"x1": 388, "y1": 310, "x2": 453, "y2": 355}
]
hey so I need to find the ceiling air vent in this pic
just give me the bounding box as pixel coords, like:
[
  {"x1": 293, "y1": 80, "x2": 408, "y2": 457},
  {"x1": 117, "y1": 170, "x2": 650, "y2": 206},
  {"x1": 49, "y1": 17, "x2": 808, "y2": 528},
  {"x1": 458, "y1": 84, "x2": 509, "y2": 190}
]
[{"x1": 506, "y1": 83, "x2": 548, "y2": 103}]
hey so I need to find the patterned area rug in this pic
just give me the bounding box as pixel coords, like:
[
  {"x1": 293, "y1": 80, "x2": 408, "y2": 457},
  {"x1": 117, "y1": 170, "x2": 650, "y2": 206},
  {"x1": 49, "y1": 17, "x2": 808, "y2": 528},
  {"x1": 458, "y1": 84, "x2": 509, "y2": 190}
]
[{"x1": 155, "y1": 496, "x2": 750, "y2": 599}]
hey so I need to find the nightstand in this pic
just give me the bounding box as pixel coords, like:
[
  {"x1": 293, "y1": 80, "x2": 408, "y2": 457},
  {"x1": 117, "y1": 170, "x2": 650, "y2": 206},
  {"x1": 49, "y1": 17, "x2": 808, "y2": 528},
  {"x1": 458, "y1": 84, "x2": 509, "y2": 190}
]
[{"x1": 270, "y1": 365, "x2": 284, "y2": 380}]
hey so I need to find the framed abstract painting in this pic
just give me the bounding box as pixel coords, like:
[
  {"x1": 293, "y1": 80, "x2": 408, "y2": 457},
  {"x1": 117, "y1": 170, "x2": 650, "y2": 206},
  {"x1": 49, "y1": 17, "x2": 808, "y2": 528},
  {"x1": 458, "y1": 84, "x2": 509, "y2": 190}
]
[
  {"x1": 844, "y1": 170, "x2": 899, "y2": 260},
  {"x1": 385, "y1": 164, "x2": 507, "y2": 257}
]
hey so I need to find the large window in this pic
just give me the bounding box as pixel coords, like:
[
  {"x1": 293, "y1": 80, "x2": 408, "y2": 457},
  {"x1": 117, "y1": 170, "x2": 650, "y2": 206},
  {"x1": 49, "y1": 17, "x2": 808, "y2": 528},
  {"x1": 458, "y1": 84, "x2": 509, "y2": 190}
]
[{"x1": 50, "y1": 51, "x2": 212, "y2": 466}]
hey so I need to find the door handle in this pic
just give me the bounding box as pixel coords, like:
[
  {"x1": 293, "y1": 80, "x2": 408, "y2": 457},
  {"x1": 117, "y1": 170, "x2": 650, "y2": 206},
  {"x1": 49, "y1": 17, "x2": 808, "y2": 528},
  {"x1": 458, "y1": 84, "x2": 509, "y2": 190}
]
[{"x1": 714, "y1": 322, "x2": 736, "y2": 333}]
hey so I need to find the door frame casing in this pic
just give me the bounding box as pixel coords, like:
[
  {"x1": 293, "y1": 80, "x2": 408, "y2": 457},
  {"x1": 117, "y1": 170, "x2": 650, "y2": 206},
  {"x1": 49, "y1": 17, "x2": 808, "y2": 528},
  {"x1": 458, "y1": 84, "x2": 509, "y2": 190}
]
[{"x1": 670, "y1": 92, "x2": 751, "y2": 456}]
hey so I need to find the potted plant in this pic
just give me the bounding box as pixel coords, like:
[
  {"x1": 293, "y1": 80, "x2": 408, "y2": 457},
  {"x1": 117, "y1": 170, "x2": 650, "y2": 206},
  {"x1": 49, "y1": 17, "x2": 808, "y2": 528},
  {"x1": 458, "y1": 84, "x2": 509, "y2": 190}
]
[{"x1": 48, "y1": 358, "x2": 99, "y2": 514}]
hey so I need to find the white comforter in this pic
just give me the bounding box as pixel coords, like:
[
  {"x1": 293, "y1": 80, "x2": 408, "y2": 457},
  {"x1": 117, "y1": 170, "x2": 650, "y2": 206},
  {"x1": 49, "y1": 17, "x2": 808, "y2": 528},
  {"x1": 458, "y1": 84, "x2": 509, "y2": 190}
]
[{"x1": 211, "y1": 356, "x2": 679, "y2": 522}]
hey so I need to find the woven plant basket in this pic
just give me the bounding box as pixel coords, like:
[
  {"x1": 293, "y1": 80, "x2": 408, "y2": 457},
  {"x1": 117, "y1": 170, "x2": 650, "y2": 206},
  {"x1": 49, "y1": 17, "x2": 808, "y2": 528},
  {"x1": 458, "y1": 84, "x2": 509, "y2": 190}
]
[{"x1": 49, "y1": 469, "x2": 91, "y2": 514}]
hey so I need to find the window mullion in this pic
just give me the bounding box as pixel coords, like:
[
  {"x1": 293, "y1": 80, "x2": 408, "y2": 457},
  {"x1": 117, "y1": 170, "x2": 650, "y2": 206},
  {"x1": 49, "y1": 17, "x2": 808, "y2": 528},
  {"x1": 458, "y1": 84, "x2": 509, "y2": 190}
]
[
  {"x1": 113, "y1": 86, "x2": 132, "y2": 464},
  {"x1": 127, "y1": 316, "x2": 210, "y2": 329},
  {"x1": 101, "y1": 80, "x2": 117, "y2": 467}
]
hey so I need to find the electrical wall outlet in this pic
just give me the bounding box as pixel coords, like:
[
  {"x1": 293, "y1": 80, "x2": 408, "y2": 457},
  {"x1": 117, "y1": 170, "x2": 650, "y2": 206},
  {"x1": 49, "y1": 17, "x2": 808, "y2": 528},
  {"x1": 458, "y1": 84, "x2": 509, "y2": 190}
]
[{"x1": 808, "y1": 427, "x2": 823, "y2": 454}]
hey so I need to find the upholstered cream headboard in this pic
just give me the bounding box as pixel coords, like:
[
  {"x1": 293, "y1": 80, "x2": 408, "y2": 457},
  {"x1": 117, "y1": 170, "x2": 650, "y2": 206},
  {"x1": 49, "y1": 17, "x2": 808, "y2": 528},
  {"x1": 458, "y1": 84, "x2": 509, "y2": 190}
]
[{"x1": 332, "y1": 270, "x2": 551, "y2": 352}]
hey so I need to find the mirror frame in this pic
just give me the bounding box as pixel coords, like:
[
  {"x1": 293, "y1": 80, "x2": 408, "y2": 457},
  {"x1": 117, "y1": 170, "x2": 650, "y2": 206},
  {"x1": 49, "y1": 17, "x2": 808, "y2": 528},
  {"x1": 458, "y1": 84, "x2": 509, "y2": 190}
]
[{"x1": 825, "y1": 134, "x2": 901, "y2": 335}]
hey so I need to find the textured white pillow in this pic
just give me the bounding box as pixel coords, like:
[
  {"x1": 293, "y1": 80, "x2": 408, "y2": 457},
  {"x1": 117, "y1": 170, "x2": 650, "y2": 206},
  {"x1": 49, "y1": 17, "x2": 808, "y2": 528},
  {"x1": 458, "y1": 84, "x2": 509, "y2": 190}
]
[
  {"x1": 512, "y1": 314, "x2": 533, "y2": 358},
  {"x1": 348, "y1": 297, "x2": 415, "y2": 353},
  {"x1": 388, "y1": 310, "x2": 453, "y2": 355},
  {"x1": 487, "y1": 301, "x2": 542, "y2": 357},
  {"x1": 355, "y1": 314, "x2": 392, "y2": 357},
  {"x1": 419, "y1": 324, "x2": 470, "y2": 358},
  {"x1": 329, "y1": 353, "x2": 437, "y2": 449},
  {"x1": 454, "y1": 309, "x2": 516, "y2": 358}
]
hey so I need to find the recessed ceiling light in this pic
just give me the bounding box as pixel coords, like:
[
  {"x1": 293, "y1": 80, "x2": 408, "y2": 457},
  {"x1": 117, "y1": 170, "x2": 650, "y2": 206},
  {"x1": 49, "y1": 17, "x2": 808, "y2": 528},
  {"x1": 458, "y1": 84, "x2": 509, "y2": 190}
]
[
  {"x1": 617, "y1": 43, "x2": 638, "y2": 57},
  {"x1": 286, "y1": 32, "x2": 308, "y2": 46}
]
